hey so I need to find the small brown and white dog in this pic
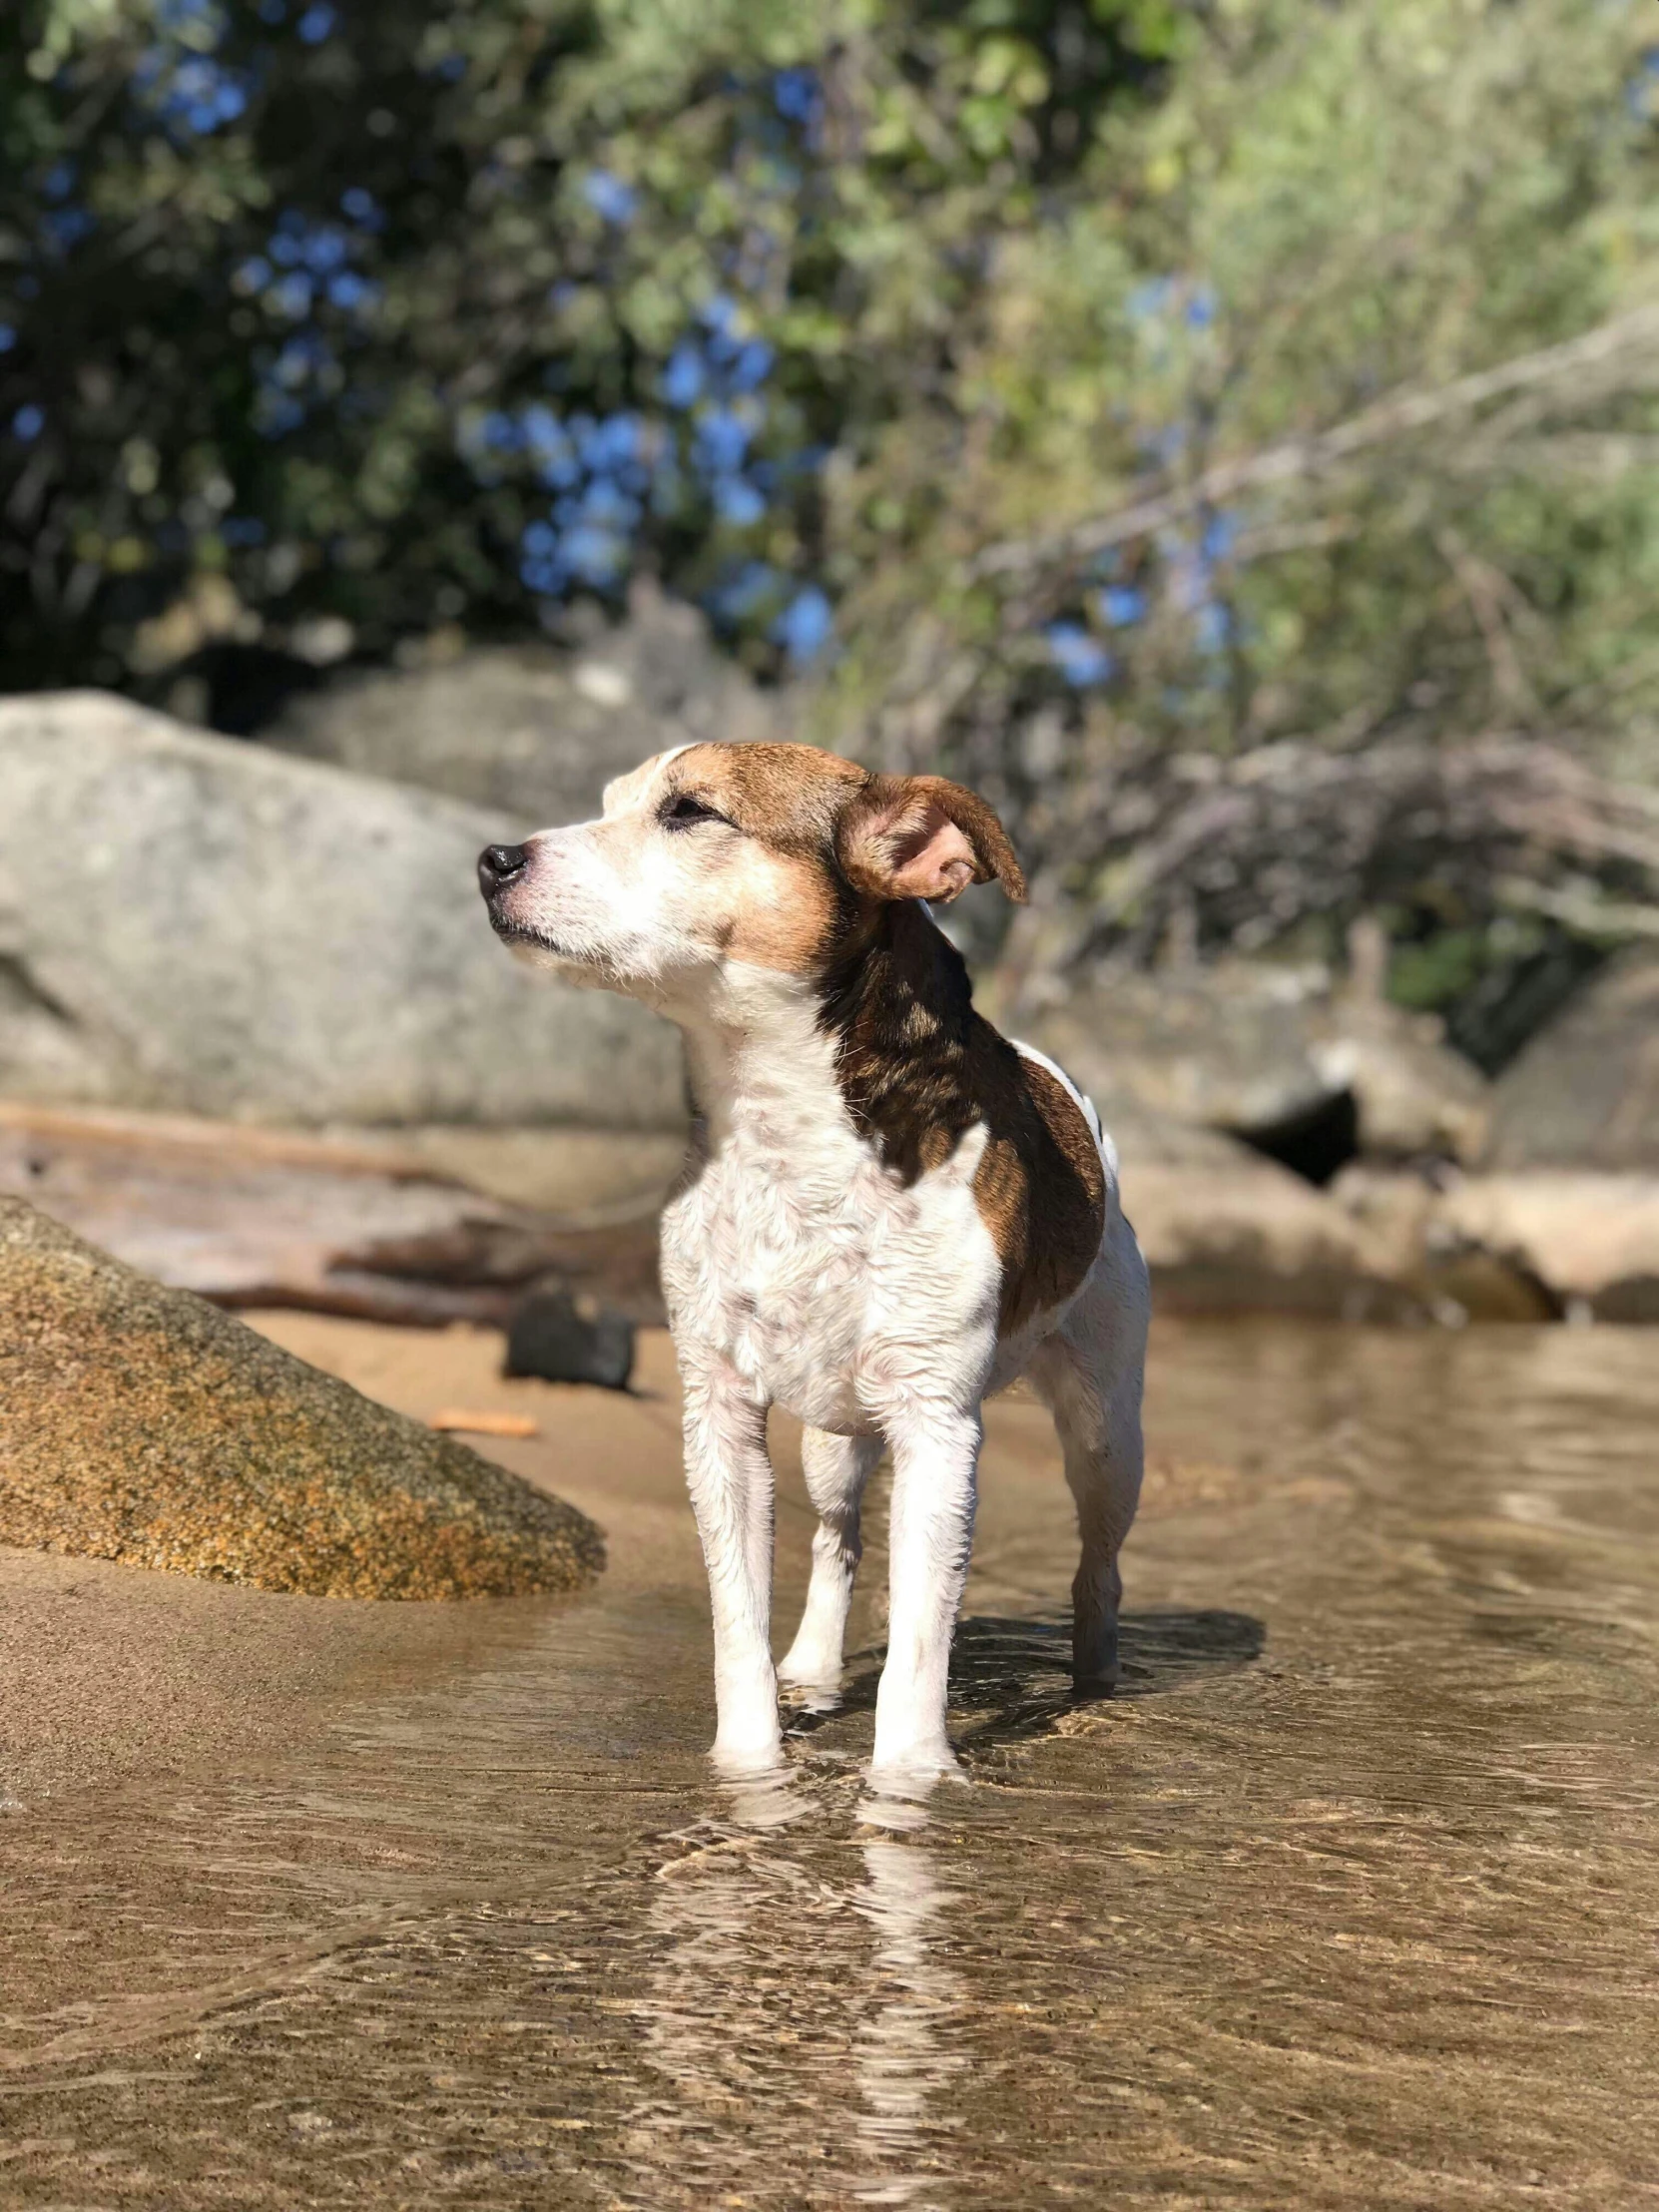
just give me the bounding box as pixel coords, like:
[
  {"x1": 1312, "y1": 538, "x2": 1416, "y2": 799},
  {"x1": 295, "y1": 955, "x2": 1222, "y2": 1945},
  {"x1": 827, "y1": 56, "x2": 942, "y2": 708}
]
[{"x1": 478, "y1": 743, "x2": 1149, "y2": 1780}]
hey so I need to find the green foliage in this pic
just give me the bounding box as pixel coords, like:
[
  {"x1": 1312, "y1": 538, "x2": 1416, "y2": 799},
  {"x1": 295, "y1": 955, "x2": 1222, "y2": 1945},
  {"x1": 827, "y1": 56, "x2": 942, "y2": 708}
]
[
  {"x1": 783, "y1": 0, "x2": 1659, "y2": 1030},
  {"x1": 5, "y1": 0, "x2": 1659, "y2": 1046},
  {"x1": 824, "y1": 0, "x2": 1659, "y2": 792},
  {"x1": 0, "y1": 0, "x2": 1180, "y2": 702}
]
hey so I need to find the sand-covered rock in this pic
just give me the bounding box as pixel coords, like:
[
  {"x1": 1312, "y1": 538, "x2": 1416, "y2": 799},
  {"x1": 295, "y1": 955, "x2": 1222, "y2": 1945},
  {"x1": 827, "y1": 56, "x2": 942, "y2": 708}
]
[
  {"x1": 0, "y1": 1198, "x2": 604, "y2": 1598},
  {"x1": 0, "y1": 690, "x2": 685, "y2": 1128}
]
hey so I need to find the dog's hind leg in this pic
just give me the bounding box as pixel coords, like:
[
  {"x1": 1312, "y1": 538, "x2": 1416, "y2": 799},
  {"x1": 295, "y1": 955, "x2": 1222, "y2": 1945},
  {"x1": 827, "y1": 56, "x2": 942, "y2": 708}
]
[
  {"x1": 778, "y1": 1428, "x2": 882, "y2": 1699},
  {"x1": 1026, "y1": 1232, "x2": 1149, "y2": 1687}
]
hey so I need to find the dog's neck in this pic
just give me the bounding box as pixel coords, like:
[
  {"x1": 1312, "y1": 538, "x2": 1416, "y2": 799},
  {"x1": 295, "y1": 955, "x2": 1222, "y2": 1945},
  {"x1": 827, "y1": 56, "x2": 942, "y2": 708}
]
[
  {"x1": 677, "y1": 904, "x2": 983, "y2": 1178},
  {"x1": 678, "y1": 966, "x2": 844, "y2": 1161}
]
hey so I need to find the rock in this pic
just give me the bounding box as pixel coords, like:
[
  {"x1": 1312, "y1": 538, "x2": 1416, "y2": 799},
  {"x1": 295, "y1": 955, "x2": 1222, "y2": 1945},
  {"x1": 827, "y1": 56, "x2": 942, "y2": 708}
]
[
  {"x1": 1028, "y1": 962, "x2": 1489, "y2": 1176},
  {"x1": 0, "y1": 1103, "x2": 671, "y2": 1326},
  {"x1": 1330, "y1": 1019, "x2": 1491, "y2": 1165},
  {"x1": 1431, "y1": 1174, "x2": 1659, "y2": 1322},
  {"x1": 0, "y1": 691, "x2": 686, "y2": 1128},
  {"x1": 1106, "y1": 1113, "x2": 1423, "y2": 1320},
  {"x1": 0, "y1": 1198, "x2": 604, "y2": 1598},
  {"x1": 505, "y1": 1288, "x2": 636, "y2": 1389},
  {"x1": 1484, "y1": 949, "x2": 1659, "y2": 1171},
  {"x1": 1333, "y1": 1165, "x2": 1659, "y2": 1322},
  {"x1": 268, "y1": 583, "x2": 775, "y2": 825},
  {"x1": 1332, "y1": 1165, "x2": 1560, "y2": 1323}
]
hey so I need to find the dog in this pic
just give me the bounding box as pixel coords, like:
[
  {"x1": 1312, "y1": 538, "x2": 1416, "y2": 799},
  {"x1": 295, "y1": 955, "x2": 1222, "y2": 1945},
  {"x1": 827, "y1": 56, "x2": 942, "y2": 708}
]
[{"x1": 478, "y1": 743, "x2": 1149, "y2": 1779}]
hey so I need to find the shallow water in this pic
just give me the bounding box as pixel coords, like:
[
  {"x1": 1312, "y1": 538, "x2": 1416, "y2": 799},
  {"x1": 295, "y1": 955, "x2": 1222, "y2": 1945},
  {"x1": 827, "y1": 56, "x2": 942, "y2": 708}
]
[{"x1": 3, "y1": 1321, "x2": 1658, "y2": 2208}]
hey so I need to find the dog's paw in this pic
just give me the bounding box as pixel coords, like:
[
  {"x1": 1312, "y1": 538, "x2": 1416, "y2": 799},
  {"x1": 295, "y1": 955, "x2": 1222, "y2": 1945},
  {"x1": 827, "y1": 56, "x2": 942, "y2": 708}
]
[
  {"x1": 777, "y1": 1654, "x2": 843, "y2": 1709},
  {"x1": 866, "y1": 1738, "x2": 961, "y2": 1787},
  {"x1": 709, "y1": 1730, "x2": 786, "y2": 1779}
]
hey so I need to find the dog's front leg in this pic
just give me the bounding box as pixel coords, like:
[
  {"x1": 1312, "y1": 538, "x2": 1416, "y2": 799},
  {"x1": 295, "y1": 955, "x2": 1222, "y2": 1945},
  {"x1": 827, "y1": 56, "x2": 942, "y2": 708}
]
[
  {"x1": 678, "y1": 1345, "x2": 782, "y2": 1773},
  {"x1": 871, "y1": 1404, "x2": 983, "y2": 1778}
]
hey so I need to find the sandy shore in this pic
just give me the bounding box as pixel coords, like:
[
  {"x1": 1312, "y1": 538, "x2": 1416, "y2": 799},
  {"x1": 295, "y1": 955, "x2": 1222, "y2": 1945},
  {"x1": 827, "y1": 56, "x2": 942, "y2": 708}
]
[
  {"x1": 0, "y1": 1312, "x2": 1183, "y2": 1806},
  {"x1": 0, "y1": 1322, "x2": 689, "y2": 1805}
]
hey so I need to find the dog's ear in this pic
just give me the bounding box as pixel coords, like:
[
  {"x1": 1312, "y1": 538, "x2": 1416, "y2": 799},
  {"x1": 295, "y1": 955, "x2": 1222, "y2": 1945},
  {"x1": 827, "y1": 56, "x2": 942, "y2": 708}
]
[{"x1": 837, "y1": 775, "x2": 1027, "y2": 905}]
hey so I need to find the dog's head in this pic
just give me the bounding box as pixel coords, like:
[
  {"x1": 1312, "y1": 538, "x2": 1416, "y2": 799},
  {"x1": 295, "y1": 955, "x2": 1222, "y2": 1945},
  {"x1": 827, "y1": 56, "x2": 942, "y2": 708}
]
[{"x1": 477, "y1": 742, "x2": 1025, "y2": 1009}]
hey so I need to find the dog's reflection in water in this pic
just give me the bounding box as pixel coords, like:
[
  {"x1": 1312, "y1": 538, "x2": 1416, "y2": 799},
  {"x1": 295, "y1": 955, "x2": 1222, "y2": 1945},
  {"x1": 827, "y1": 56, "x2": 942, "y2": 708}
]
[
  {"x1": 850, "y1": 1792, "x2": 966, "y2": 2206},
  {"x1": 626, "y1": 1609, "x2": 1265, "y2": 2202},
  {"x1": 635, "y1": 1767, "x2": 963, "y2": 2208}
]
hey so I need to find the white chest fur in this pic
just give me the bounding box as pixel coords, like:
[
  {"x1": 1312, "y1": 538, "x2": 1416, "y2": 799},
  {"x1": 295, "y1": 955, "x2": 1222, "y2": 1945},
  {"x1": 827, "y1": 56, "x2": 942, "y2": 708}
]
[{"x1": 659, "y1": 972, "x2": 1002, "y2": 1433}]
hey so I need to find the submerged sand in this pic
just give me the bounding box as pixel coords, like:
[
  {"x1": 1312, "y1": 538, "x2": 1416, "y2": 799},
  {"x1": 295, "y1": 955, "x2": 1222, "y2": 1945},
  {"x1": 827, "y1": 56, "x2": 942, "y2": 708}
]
[{"x1": 2, "y1": 1315, "x2": 1657, "y2": 2208}]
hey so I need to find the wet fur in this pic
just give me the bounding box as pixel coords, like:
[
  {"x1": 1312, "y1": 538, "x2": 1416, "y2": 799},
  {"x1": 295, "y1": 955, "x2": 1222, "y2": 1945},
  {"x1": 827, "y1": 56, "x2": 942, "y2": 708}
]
[
  {"x1": 820, "y1": 902, "x2": 1105, "y2": 1334},
  {"x1": 479, "y1": 739, "x2": 1149, "y2": 1779}
]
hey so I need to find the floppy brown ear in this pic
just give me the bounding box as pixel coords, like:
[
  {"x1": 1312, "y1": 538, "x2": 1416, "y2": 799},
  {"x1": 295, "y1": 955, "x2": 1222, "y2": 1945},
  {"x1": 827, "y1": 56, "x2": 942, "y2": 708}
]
[{"x1": 837, "y1": 775, "x2": 1027, "y2": 905}]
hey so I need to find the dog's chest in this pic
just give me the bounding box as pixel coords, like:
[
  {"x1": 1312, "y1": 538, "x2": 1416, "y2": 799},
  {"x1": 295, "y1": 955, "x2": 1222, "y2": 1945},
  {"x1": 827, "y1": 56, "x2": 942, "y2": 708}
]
[{"x1": 661, "y1": 1110, "x2": 1000, "y2": 1431}]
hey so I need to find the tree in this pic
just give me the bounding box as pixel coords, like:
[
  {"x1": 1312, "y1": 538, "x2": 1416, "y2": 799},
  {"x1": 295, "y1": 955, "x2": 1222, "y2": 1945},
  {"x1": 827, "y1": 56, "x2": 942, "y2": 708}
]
[
  {"x1": 0, "y1": 0, "x2": 1182, "y2": 715},
  {"x1": 803, "y1": 0, "x2": 1659, "y2": 1045},
  {"x1": 6, "y1": 0, "x2": 1659, "y2": 1058}
]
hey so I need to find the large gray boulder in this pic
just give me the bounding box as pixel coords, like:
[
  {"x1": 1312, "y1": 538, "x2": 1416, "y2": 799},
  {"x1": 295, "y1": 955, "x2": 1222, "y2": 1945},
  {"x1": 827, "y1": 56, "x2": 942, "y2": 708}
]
[
  {"x1": 1484, "y1": 949, "x2": 1659, "y2": 1171},
  {"x1": 0, "y1": 1196, "x2": 602, "y2": 1598},
  {"x1": 268, "y1": 585, "x2": 775, "y2": 826},
  {"x1": 1029, "y1": 962, "x2": 1490, "y2": 1173},
  {"x1": 0, "y1": 692, "x2": 685, "y2": 1128}
]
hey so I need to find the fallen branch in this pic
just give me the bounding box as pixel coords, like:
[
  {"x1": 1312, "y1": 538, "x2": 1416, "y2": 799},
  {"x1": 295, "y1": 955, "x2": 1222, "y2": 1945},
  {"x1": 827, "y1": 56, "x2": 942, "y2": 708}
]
[{"x1": 1033, "y1": 734, "x2": 1659, "y2": 976}]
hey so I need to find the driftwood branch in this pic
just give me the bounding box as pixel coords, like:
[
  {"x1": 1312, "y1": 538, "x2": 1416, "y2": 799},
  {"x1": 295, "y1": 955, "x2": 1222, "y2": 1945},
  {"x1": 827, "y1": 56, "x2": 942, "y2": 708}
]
[{"x1": 0, "y1": 1106, "x2": 673, "y2": 1327}]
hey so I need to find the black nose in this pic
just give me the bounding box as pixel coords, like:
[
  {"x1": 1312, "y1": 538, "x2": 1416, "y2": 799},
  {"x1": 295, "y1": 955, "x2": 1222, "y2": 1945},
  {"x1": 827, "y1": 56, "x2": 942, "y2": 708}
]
[{"x1": 477, "y1": 842, "x2": 528, "y2": 898}]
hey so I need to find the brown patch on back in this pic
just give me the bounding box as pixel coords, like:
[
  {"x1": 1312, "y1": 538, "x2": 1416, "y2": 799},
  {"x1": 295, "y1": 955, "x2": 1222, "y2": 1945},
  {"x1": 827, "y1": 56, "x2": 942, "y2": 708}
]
[
  {"x1": 821, "y1": 905, "x2": 1105, "y2": 1333},
  {"x1": 977, "y1": 1056, "x2": 1107, "y2": 1333}
]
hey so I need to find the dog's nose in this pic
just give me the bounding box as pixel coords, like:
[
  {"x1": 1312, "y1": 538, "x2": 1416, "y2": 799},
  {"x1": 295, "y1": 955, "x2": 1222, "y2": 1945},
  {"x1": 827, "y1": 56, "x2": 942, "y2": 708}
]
[{"x1": 477, "y1": 842, "x2": 528, "y2": 898}]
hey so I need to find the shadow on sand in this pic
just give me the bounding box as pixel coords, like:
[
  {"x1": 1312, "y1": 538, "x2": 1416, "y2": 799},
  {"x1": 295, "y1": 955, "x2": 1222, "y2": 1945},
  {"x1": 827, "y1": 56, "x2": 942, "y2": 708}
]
[{"x1": 784, "y1": 1607, "x2": 1266, "y2": 1761}]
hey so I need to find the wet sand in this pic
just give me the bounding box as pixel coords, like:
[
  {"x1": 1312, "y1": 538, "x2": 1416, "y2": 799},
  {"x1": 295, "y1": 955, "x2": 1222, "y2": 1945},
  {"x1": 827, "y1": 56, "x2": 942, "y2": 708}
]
[
  {"x1": 0, "y1": 1326, "x2": 697, "y2": 1805},
  {"x1": 3, "y1": 1317, "x2": 1657, "y2": 2206}
]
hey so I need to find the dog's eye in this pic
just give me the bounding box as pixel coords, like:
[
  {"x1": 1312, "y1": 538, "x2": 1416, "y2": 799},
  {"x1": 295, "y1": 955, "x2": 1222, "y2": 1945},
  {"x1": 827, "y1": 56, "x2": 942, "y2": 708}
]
[{"x1": 663, "y1": 793, "x2": 730, "y2": 830}]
